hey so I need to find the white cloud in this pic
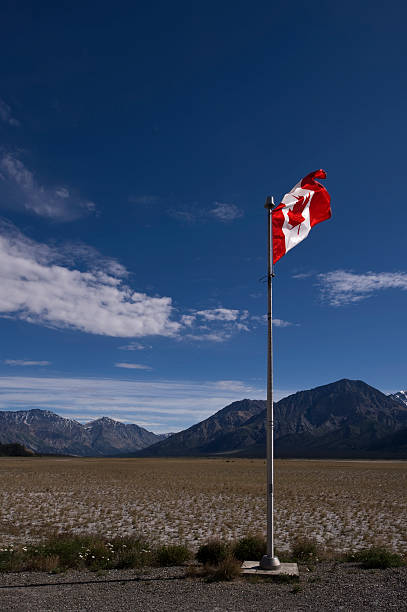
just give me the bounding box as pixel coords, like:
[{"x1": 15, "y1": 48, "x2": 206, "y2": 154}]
[
  {"x1": 118, "y1": 342, "x2": 151, "y2": 351},
  {"x1": 209, "y1": 202, "x2": 243, "y2": 222},
  {"x1": 0, "y1": 223, "x2": 180, "y2": 338},
  {"x1": 0, "y1": 376, "x2": 275, "y2": 432},
  {"x1": 181, "y1": 308, "x2": 251, "y2": 342},
  {"x1": 0, "y1": 98, "x2": 20, "y2": 126},
  {"x1": 3, "y1": 360, "x2": 51, "y2": 367},
  {"x1": 195, "y1": 308, "x2": 242, "y2": 322},
  {"x1": 318, "y1": 270, "x2": 407, "y2": 306},
  {"x1": 273, "y1": 318, "x2": 294, "y2": 327},
  {"x1": 180, "y1": 315, "x2": 195, "y2": 328},
  {"x1": 181, "y1": 308, "x2": 294, "y2": 342},
  {"x1": 0, "y1": 223, "x2": 297, "y2": 342},
  {"x1": 184, "y1": 331, "x2": 230, "y2": 343},
  {"x1": 115, "y1": 363, "x2": 152, "y2": 370},
  {"x1": 0, "y1": 153, "x2": 95, "y2": 220}
]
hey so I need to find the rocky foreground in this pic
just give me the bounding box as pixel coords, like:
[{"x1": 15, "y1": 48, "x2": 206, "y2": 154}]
[{"x1": 0, "y1": 562, "x2": 406, "y2": 611}]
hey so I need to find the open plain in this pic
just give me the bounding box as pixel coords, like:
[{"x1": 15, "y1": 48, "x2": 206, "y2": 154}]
[{"x1": 0, "y1": 458, "x2": 406, "y2": 555}]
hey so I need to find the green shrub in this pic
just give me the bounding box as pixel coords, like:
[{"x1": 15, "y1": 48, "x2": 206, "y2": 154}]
[
  {"x1": 154, "y1": 544, "x2": 192, "y2": 566},
  {"x1": 196, "y1": 540, "x2": 229, "y2": 565},
  {"x1": 347, "y1": 546, "x2": 405, "y2": 569},
  {"x1": 232, "y1": 535, "x2": 266, "y2": 561},
  {"x1": 291, "y1": 536, "x2": 319, "y2": 563},
  {"x1": 109, "y1": 536, "x2": 152, "y2": 569}
]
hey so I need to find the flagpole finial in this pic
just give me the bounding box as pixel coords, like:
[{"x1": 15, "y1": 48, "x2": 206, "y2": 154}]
[{"x1": 264, "y1": 196, "x2": 275, "y2": 210}]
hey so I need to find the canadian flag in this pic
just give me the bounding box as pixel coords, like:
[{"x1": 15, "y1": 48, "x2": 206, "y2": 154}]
[{"x1": 272, "y1": 169, "x2": 331, "y2": 264}]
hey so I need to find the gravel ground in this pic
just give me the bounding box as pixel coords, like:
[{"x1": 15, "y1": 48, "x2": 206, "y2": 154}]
[{"x1": 0, "y1": 563, "x2": 406, "y2": 612}]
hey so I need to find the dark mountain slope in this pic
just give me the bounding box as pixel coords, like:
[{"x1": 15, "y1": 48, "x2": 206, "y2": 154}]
[
  {"x1": 137, "y1": 399, "x2": 266, "y2": 457},
  {"x1": 243, "y1": 379, "x2": 407, "y2": 458}
]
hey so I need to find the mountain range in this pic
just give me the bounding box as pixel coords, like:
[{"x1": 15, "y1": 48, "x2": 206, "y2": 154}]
[
  {"x1": 0, "y1": 410, "x2": 167, "y2": 456},
  {"x1": 137, "y1": 379, "x2": 407, "y2": 459},
  {"x1": 0, "y1": 379, "x2": 406, "y2": 458}
]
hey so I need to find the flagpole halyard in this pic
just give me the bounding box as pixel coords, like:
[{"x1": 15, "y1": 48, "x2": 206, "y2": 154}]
[{"x1": 260, "y1": 195, "x2": 280, "y2": 571}]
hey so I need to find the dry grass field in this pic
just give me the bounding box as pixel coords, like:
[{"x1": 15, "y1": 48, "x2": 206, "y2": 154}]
[{"x1": 0, "y1": 458, "x2": 406, "y2": 554}]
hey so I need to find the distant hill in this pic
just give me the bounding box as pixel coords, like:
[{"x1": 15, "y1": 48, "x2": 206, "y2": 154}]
[
  {"x1": 0, "y1": 443, "x2": 36, "y2": 457},
  {"x1": 138, "y1": 379, "x2": 407, "y2": 459},
  {"x1": 137, "y1": 399, "x2": 266, "y2": 457},
  {"x1": 0, "y1": 410, "x2": 166, "y2": 456}
]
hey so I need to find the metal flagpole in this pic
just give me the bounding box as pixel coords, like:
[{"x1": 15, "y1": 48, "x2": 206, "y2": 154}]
[{"x1": 260, "y1": 195, "x2": 280, "y2": 570}]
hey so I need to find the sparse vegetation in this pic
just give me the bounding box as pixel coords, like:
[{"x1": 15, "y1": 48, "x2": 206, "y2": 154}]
[
  {"x1": 0, "y1": 457, "x2": 406, "y2": 559},
  {"x1": 291, "y1": 536, "x2": 320, "y2": 563},
  {"x1": 346, "y1": 546, "x2": 405, "y2": 569},
  {"x1": 154, "y1": 544, "x2": 192, "y2": 566},
  {"x1": 0, "y1": 534, "x2": 153, "y2": 572}
]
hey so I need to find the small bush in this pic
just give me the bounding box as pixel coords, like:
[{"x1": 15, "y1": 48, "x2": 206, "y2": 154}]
[
  {"x1": 196, "y1": 540, "x2": 229, "y2": 565},
  {"x1": 233, "y1": 535, "x2": 266, "y2": 561},
  {"x1": 205, "y1": 556, "x2": 241, "y2": 582},
  {"x1": 154, "y1": 544, "x2": 192, "y2": 566},
  {"x1": 291, "y1": 536, "x2": 319, "y2": 563},
  {"x1": 109, "y1": 536, "x2": 152, "y2": 569},
  {"x1": 347, "y1": 546, "x2": 405, "y2": 569}
]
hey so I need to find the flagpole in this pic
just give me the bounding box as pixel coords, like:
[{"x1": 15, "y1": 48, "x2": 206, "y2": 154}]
[{"x1": 260, "y1": 195, "x2": 280, "y2": 570}]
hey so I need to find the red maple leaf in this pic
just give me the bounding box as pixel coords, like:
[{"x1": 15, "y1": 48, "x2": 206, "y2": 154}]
[{"x1": 287, "y1": 193, "x2": 310, "y2": 232}]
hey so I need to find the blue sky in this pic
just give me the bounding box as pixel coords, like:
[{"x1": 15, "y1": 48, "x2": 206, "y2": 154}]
[{"x1": 0, "y1": 1, "x2": 406, "y2": 432}]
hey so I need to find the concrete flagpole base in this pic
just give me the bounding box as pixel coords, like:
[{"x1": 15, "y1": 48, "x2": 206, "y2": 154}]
[{"x1": 241, "y1": 561, "x2": 299, "y2": 578}]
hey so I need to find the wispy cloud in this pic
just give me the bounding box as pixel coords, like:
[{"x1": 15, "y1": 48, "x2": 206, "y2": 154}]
[
  {"x1": 115, "y1": 363, "x2": 152, "y2": 370},
  {"x1": 273, "y1": 318, "x2": 294, "y2": 327},
  {"x1": 168, "y1": 206, "x2": 200, "y2": 223},
  {"x1": 0, "y1": 376, "x2": 276, "y2": 431},
  {"x1": 209, "y1": 202, "x2": 243, "y2": 222},
  {"x1": 0, "y1": 98, "x2": 20, "y2": 127},
  {"x1": 0, "y1": 222, "x2": 180, "y2": 338},
  {"x1": 3, "y1": 360, "x2": 51, "y2": 367},
  {"x1": 318, "y1": 270, "x2": 407, "y2": 306},
  {"x1": 0, "y1": 153, "x2": 95, "y2": 221},
  {"x1": 195, "y1": 308, "x2": 244, "y2": 322},
  {"x1": 251, "y1": 314, "x2": 295, "y2": 327},
  {"x1": 181, "y1": 307, "x2": 250, "y2": 342},
  {"x1": 169, "y1": 201, "x2": 243, "y2": 224},
  {"x1": 118, "y1": 342, "x2": 151, "y2": 351},
  {"x1": 57, "y1": 242, "x2": 128, "y2": 278},
  {"x1": 292, "y1": 272, "x2": 315, "y2": 279},
  {"x1": 182, "y1": 331, "x2": 231, "y2": 343}
]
